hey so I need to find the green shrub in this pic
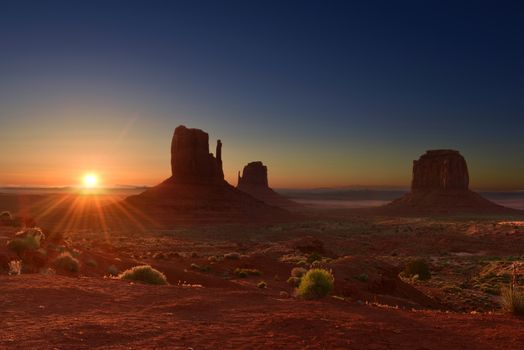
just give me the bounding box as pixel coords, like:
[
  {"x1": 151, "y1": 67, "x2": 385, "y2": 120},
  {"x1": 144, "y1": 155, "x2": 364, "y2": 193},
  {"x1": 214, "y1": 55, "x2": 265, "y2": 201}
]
[
  {"x1": 307, "y1": 252, "x2": 322, "y2": 264},
  {"x1": 119, "y1": 265, "x2": 168, "y2": 285},
  {"x1": 53, "y1": 252, "x2": 80, "y2": 273},
  {"x1": 257, "y1": 281, "x2": 267, "y2": 289},
  {"x1": 234, "y1": 268, "x2": 261, "y2": 278},
  {"x1": 297, "y1": 268, "x2": 334, "y2": 300},
  {"x1": 501, "y1": 286, "x2": 524, "y2": 316},
  {"x1": 403, "y1": 259, "x2": 431, "y2": 280},
  {"x1": 291, "y1": 267, "x2": 307, "y2": 278},
  {"x1": 7, "y1": 228, "x2": 45, "y2": 255}
]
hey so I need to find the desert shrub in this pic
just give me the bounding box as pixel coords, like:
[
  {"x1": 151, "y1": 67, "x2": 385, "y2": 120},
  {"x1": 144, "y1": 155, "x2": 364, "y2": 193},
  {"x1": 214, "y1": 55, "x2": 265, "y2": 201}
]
[
  {"x1": 287, "y1": 276, "x2": 301, "y2": 287},
  {"x1": 0, "y1": 211, "x2": 13, "y2": 223},
  {"x1": 190, "y1": 263, "x2": 211, "y2": 272},
  {"x1": 297, "y1": 268, "x2": 334, "y2": 300},
  {"x1": 257, "y1": 281, "x2": 267, "y2": 289},
  {"x1": 107, "y1": 265, "x2": 119, "y2": 276},
  {"x1": 224, "y1": 252, "x2": 240, "y2": 260},
  {"x1": 501, "y1": 286, "x2": 524, "y2": 316},
  {"x1": 7, "y1": 228, "x2": 45, "y2": 255},
  {"x1": 53, "y1": 252, "x2": 80, "y2": 272},
  {"x1": 8, "y1": 260, "x2": 22, "y2": 275},
  {"x1": 86, "y1": 258, "x2": 98, "y2": 268},
  {"x1": 234, "y1": 268, "x2": 261, "y2": 278},
  {"x1": 403, "y1": 259, "x2": 431, "y2": 280},
  {"x1": 291, "y1": 267, "x2": 307, "y2": 278},
  {"x1": 119, "y1": 265, "x2": 168, "y2": 285},
  {"x1": 307, "y1": 252, "x2": 322, "y2": 264}
]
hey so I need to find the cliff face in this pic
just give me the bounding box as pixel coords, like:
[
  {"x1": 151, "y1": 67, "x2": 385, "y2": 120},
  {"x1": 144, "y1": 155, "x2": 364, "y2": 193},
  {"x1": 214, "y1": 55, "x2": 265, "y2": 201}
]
[
  {"x1": 170, "y1": 125, "x2": 224, "y2": 184},
  {"x1": 412, "y1": 150, "x2": 469, "y2": 191}
]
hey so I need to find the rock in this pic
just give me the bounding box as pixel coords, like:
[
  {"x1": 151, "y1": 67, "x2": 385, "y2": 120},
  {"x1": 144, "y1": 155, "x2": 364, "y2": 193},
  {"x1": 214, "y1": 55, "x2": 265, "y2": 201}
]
[
  {"x1": 238, "y1": 161, "x2": 268, "y2": 189},
  {"x1": 412, "y1": 150, "x2": 469, "y2": 191},
  {"x1": 170, "y1": 125, "x2": 224, "y2": 184},
  {"x1": 237, "y1": 161, "x2": 300, "y2": 210},
  {"x1": 124, "y1": 126, "x2": 293, "y2": 225},
  {"x1": 379, "y1": 149, "x2": 521, "y2": 215}
]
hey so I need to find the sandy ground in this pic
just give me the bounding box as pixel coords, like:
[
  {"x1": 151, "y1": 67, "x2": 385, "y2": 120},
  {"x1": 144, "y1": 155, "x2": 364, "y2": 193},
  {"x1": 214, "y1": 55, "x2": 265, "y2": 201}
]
[
  {"x1": 1, "y1": 192, "x2": 524, "y2": 349},
  {"x1": 1, "y1": 275, "x2": 523, "y2": 350}
]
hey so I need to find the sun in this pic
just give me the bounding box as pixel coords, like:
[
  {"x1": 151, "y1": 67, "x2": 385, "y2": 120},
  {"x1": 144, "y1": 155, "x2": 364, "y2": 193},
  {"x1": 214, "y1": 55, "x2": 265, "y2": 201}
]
[{"x1": 82, "y1": 173, "x2": 98, "y2": 188}]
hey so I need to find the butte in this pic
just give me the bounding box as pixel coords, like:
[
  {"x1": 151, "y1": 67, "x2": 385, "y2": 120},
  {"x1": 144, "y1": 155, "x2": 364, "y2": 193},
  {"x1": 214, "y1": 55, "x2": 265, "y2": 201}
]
[
  {"x1": 236, "y1": 161, "x2": 301, "y2": 210},
  {"x1": 124, "y1": 126, "x2": 291, "y2": 225},
  {"x1": 380, "y1": 150, "x2": 521, "y2": 215}
]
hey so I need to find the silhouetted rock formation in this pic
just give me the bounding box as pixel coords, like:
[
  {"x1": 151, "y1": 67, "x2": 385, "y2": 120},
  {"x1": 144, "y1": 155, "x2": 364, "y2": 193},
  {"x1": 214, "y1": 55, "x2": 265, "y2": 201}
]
[
  {"x1": 381, "y1": 150, "x2": 520, "y2": 215},
  {"x1": 125, "y1": 126, "x2": 292, "y2": 225},
  {"x1": 238, "y1": 161, "x2": 268, "y2": 188},
  {"x1": 237, "y1": 161, "x2": 300, "y2": 210},
  {"x1": 412, "y1": 150, "x2": 469, "y2": 191},
  {"x1": 170, "y1": 126, "x2": 225, "y2": 184}
]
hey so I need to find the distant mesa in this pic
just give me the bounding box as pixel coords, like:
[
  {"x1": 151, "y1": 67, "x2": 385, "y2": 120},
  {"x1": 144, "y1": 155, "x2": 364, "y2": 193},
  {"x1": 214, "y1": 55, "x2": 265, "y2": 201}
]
[
  {"x1": 125, "y1": 126, "x2": 292, "y2": 224},
  {"x1": 382, "y1": 149, "x2": 520, "y2": 215},
  {"x1": 237, "y1": 161, "x2": 300, "y2": 210}
]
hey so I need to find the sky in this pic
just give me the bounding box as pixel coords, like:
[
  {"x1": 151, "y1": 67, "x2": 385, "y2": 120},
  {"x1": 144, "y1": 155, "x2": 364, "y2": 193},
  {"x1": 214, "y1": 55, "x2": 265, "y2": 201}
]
[{"x1": 0, "y1": 0, "x2": 523, "y2": 190}]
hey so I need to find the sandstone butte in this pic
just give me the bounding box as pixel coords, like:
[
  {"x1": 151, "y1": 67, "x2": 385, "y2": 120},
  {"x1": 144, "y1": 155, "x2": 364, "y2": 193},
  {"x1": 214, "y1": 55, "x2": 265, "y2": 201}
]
[
  {"x1": 237, "y1": 161, "x2": 300, "y2": 210},
  {"x1": 125, "y1": 126, "x2": 292, "y2": 224},
  {"x1": 382, "y1": 149, "x2": 520, "y2": 215}
]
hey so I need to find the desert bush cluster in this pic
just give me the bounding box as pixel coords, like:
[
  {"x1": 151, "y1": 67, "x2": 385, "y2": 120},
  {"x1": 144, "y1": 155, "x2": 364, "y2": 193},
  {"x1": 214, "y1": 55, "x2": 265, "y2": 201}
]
[
  {"x1": 119, "y1": 265, "x2": 168, "y2": 285},
  {"x1": 7, "y1": 227, "x2": 45, "y2": 256},
  {"x1": 297, "y1": 268, "x2": 334, "y2": 300},
  {"x1": 53, "y1": 252, "x2": 80, "y2": 273}
]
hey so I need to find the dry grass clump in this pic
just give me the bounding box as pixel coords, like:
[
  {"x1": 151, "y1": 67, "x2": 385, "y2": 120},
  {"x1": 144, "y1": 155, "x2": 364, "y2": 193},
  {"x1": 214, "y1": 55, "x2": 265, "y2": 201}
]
[
  {"x1": 501, "y1": 263, "x2": 524, "y2": 316},
  {"x1": 119, "y1": 265, "x2": 168, "y2": 285},
  {"x1": 501, "y1": 286, "x2": 524, "y2": 316},
  {"x1": 8, "y1": 260, "x2": 22, "y2": 275},
  {"x1": 297, "y1": 268, "x2": 334, "y2": 300},
  {"x1": 53, "y1": 252, "x2": 80, "y2": 273}
]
